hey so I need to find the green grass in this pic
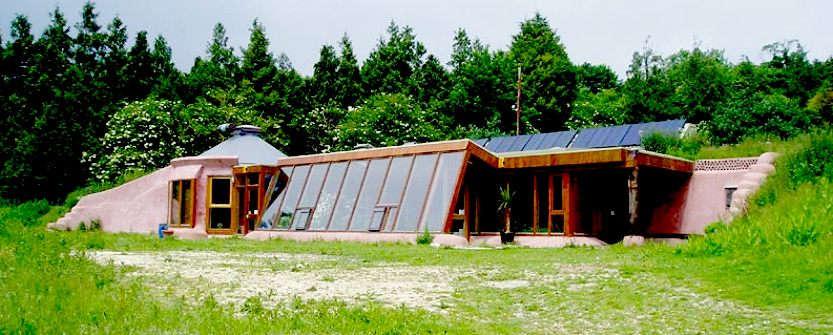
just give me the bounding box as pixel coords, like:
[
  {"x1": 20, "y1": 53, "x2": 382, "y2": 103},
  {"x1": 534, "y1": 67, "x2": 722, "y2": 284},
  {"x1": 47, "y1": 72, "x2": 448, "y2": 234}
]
[{"x1": 3, "y1": 132, "x2": 833, "y2": 333}]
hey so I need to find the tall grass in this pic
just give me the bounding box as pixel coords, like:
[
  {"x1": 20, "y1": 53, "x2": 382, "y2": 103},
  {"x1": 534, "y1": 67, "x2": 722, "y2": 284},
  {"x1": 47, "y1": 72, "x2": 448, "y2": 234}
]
[
  {"x1": 682, "y1": 129, "x2": 833, "y2": 305},
  {"x1": 0, "y1": 203, "x2": 481, "y2": 334}
]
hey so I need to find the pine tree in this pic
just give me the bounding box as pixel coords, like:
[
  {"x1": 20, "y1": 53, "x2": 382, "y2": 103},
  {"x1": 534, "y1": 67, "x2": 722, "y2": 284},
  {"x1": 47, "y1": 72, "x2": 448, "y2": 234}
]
[
  {"x1": 509, "y1": 13, "x2": 578, "y2": 132},
  {"x1": 125, "y1": 30, "x2": 154, "y2": 101}
]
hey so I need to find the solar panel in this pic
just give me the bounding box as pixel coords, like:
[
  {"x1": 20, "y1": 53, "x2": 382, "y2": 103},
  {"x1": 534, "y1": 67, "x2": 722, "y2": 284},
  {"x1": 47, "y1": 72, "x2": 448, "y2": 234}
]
[
  {"x1": 504, "y1": 134, "x2": 533, "y2": 152},
  {"x1": 620, "y1": 119, "x2": 685, "y2": 146},
  {"x1": 483, "y1": 137, "x2": 506, "y2": 151},
  {"x1": 472, "y1": 119, "x2": 684, "y2": 152},
  {"x1": 572, "y1": 124, "x2": 631, "y2": 148}
]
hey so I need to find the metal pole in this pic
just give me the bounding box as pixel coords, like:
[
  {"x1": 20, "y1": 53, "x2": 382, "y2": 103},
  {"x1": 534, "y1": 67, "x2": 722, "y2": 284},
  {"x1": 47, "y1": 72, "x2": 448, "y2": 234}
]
[{"x1": 515, "y1": 65, "x2": 522, "y2": 136}]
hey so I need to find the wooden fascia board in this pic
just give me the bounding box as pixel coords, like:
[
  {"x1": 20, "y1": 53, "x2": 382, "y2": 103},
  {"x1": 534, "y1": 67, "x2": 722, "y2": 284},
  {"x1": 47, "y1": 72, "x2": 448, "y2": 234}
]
[
  {"x1": 276, "y1": 140, "x2": 470, "y2": 166},
  {"x1": 499, "y1": 148, "x2": 629, "y2": 169},
  {"x1": 634, "y1": 152, "x2": 694, "y2": 173},
  {"x1": 465, "y1": 141, "x2": 500, "y2": 167}
]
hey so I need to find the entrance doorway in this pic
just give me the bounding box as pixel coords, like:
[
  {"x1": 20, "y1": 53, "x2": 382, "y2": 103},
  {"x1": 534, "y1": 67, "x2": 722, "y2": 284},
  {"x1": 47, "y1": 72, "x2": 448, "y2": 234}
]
[
  {"x1": 231, "y1": 166, "x2": 279, "y2": 235},
  {"x1": 533, "y1": 173, "x2": 571, "y2": 235}
]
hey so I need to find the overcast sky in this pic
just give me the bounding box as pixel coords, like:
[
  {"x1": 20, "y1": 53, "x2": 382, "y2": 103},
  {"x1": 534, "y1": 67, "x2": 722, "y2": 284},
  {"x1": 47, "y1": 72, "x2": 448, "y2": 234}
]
[{"x1": 2, "y1": 0, "x2": 831, "y2": 79}]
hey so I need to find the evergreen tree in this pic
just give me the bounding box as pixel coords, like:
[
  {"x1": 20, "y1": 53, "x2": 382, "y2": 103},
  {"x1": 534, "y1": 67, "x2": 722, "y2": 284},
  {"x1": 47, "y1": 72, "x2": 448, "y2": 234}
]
[
  {"x1": 150, "y1": 35, "x2": 183, "y2": 100},
  {"x1": 509, "y1": 13, "x2": 578, "y2": 133},
  {"x1": 185, "y1": 23, "x2": 239, "y2": 103},
  {"x1": 409, "y1": 54, "x2": 450, "y2": 106},
  {"x1": 334, "y1": 34, "x2": 363, "y2": 108},
  {"x1": 124, "y1": 31, "x2": 154, "y2": 101},
  {"x1": 443, "y1": 29, "x2": 515, "y2": 132},
  {"x1": 361, "y1": 22, "x2": 426, "y2": 96}
]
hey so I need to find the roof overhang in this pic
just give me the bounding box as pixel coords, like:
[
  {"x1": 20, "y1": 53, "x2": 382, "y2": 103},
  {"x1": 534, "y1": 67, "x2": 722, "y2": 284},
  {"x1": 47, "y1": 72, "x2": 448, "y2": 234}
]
[
  {"x1": 275, "y1": 140, "x2": 693, "y2": 174},
  {"x1": 276, "y1": 140, "x2": 472, "y2": 166}
]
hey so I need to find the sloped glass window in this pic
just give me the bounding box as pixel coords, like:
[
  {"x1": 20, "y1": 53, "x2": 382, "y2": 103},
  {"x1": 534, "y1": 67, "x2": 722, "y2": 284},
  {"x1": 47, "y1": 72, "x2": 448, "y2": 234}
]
[
  {"x1": 377, "y1": 156, "x2": 414, "y2": 205},
  {"x1": 259, "y1": 167, "x2": 292, "y2": 230},
  {"x1": 393, "y1": 154, "x2": 438, "y2": 232},
  {"x1": 328, "y1": 160, "x2": 368, "y2": 231},
  {"x1": 275, "y1": 165, "x2": 310, "y2": 229},
  {"x1": 298, "y1": 164, "x2": 328, "y2": 208},
  {"x1": 349, "y1": 158, "x2": 391, "y2": 231},
  {"x1": 419, "y1": 151, "x2": 465, "y2": 232},
  {"x1": 309, "y1": 162, "x2": 347, "y2": 230}
]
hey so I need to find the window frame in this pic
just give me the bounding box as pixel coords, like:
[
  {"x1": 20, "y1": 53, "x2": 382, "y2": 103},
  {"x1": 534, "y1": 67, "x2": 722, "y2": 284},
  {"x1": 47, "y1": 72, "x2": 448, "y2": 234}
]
[
  {"x1": 206, "y1": 175, "x2": 234, "y2": 234},
  {"x1": 168, "y1": 179, "x2": 196, "y2": 228}
]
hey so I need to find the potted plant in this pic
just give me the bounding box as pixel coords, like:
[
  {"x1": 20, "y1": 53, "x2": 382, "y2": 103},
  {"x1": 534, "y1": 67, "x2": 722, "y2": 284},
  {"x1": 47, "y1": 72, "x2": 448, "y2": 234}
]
[{"x1": 497, "y1": 185, "x2": 515, "y2": 244}]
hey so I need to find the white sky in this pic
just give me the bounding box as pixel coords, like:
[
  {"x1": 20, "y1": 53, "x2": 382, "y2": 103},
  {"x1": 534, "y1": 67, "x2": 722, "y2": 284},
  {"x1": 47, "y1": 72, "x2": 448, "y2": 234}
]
[{"x1": 2, "y1": 0, "x2": 832, "y2": 79}]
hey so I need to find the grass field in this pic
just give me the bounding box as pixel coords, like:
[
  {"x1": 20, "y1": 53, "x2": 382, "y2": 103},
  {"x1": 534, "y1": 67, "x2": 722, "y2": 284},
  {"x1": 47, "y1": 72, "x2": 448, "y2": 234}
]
[{"x1": 2, "y1": 131, "x2": 833, "y2": 334}]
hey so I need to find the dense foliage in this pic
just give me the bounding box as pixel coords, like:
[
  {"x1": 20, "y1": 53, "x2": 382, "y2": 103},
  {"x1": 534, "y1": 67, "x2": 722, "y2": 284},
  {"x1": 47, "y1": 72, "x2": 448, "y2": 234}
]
[{"x1": 2, "y1": 2, "x2": 833, "y2": 201}]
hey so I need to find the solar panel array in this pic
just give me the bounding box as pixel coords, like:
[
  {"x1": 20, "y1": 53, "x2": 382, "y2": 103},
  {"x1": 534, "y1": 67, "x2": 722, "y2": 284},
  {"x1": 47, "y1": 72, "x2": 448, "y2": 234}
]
[{"x1": 474, "y1": 119, "x2": 685, "y2": 153}]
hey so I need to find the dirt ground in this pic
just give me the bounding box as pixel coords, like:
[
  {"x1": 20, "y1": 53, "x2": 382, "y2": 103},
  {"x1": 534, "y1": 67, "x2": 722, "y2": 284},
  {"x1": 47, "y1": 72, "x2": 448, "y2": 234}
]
[{"x1": 89, "y1": 250, "x2": 473, "y2": 311}]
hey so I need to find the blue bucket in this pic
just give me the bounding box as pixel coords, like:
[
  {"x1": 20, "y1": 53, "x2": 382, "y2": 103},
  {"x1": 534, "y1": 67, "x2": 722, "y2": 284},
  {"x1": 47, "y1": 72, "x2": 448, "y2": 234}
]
[{"x1": 158, "y1": 223, "x2": 169, "y2": 239}]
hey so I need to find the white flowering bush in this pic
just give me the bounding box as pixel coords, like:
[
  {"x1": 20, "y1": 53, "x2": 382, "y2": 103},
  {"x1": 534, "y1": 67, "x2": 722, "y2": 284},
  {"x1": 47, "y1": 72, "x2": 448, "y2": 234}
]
[
  {"x1": 333, "y1": 93, "x2": 445, "y2": 151},
  {"x1": 85, "y1": 100, "x2": 185, "y2": 183}
]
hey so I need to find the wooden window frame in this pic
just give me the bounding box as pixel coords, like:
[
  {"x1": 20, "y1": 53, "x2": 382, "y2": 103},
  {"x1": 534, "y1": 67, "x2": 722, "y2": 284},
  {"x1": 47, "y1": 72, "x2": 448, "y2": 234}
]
[
  {"x1": 168, "y1": 179, "x2": 196, "y2": 228},
  {"x1": 206, "y1": 176, "x2": 234, "y2": 234}
]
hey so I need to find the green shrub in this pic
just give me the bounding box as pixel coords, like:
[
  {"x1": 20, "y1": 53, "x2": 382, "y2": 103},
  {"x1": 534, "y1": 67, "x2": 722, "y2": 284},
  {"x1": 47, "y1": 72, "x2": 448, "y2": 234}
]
[{"x1": 416, "y1": 228, "x2": 433, "y2": 245}]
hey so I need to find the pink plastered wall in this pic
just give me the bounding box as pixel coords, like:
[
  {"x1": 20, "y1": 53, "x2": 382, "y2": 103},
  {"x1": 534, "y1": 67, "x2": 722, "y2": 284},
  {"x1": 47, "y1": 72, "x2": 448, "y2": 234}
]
[
  {"x1": 48, "y1": 156, "x2": 239, "y2": 235},
  {"x1": 646, "y1": 154, "x2": 776, "y2": 235}
]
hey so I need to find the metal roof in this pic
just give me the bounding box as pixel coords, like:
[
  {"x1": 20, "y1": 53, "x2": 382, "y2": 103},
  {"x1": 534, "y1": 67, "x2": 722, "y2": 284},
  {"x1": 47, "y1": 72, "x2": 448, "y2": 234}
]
[
  {"x1": 199, "y1": 127, "x2": 286, "y2": 165},
  {"x1": 473, "y1": 119, "x2": 685, "y2": 153}
]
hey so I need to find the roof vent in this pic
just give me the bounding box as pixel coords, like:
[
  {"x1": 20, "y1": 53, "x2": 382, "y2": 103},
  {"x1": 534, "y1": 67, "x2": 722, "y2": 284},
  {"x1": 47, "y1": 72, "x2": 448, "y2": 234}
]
[
  {"x1": 218, "y1": 123, "x2": 262, "y2": 137},
  {"x1": 353, "y1": 143, "x2": 375, "y2": 150}
]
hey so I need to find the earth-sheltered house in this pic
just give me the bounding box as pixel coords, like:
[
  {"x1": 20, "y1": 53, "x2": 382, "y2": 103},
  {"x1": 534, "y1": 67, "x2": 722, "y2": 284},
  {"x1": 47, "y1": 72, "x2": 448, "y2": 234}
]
[{"x1": 49, "y1": 120, "x2": 777, "y2": 247}]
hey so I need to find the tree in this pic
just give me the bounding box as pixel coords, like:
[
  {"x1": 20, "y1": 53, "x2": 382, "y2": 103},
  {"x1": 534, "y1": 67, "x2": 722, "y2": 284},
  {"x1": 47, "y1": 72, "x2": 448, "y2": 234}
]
[
  {"x1": 124, "y1": 30, "x2": 154, "y2": 101},
  {"x1": 409, "y1": 54, "x2": 450, "y2": 106},
  {"x1": 707, "y1": 93, "x2": 817, "y2": 144},
  {"x1": 577, "y1": 63, "x2": 619, "y2": 93},
  {"x1": 88, "y1": 99, "x2": 185, "y2": 183},
  {"x1": 567, "y1": 89, "x2": 627, "y2": 129},
  {"x1": 442, "y1": 29, "x2": 515, "y2": 132},
  {"x1": 334, "y1": 34, "x2": 364, "y2": 109},
  {"x1": 150, "y1": 35, "x2": 183, "y2": 99},
  {"x1": 622, "y1": 40, "x2": 674, "y2": 123},
  {"x1": 664, "y1": 47, "x2": 733, "y2": 123},
  {"x1": 361, "y1": 22, "x2": 426, "y2": 96},
  {"x1": 307, "y1": 44, "x2": 339, "y2": 107},
  {"x1": 185, "y1": 23, "x2": 239, "y2": 103},
  {"x1": 334, "y1": 93, "x2": 446, "y2": 150},
  {"x1": 761, "y1": 40, "x2": 822, "y2": 105},
  {"x1": 509, "y1": 13, "x2": 578, "y2": 133}
]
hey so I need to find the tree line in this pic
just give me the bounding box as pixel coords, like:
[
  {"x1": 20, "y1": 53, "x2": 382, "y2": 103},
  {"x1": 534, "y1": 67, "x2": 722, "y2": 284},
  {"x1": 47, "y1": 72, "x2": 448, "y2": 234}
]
[{"x1": 2, "y1": 2, "x2": 832, "y2": 202}]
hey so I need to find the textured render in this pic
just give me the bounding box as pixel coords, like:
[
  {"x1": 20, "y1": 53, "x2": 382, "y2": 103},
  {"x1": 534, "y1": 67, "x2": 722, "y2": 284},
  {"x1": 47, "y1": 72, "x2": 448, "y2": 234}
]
[
  {"x1": 671, "y1": 153, "x2": 777, "y2": 234},
  {"x1": 48, "y1": 156, "x2": 240, "y2": 235},
  {"x1": 48, "y1": 166, "x2": 172, "y2": 233}
]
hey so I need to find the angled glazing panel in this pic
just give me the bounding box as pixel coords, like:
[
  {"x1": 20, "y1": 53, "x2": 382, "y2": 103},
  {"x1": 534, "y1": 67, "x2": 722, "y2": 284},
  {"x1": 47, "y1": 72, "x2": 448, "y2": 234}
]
[
  {"x1": 393, "y1": 154, "x2": 439, "y2": 232},
  {"x1": 297, "y1": 164, "x2": 328, "y2": 208},
  {"x1": 308, "y1": 162, "x2": 347, "y2": 230},
  {"x1": 420, "y1": 151, "x2": 465, "y2": 232},
  {"x1": 273, "y1": 165, "x2": 310, "y2": 229},
  {"x1": 328, "y1": 160, "x2": 368, "y2": 231},
  {"x1": 260, "y1": 166, "x2": 293, "y2": 229},
  {"x1": 348, "y1": 158, "x2": 391, "y2": 231},
  {"x1": 377, "y1": 156, "x2": 414, "y2": 205},
  {"x1": 473, "y1": 138, "x2": 489, "y2": 147}
]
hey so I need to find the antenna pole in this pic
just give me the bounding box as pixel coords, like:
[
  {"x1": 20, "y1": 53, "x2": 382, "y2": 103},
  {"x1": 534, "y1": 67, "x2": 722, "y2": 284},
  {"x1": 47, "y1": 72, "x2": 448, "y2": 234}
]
[{"x1": 515, "y1": 65, "x2": 522, "y2": 136}]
